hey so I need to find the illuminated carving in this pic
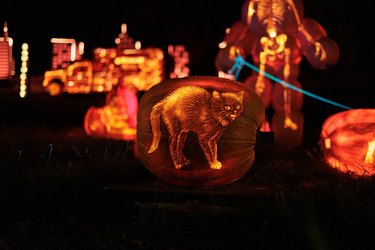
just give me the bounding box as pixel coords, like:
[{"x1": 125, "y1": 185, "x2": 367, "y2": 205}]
[
  {"x1": 43, "y1": 47, "x2": 165, "y2": 96},
  {"x1": 167, "y1": 45, "x2": 190, "y2": 78},
  {"x1": 84, "y1": 84, "x2": 138, "y2": 141},
  {"x1": 19, "y1": 43, "x2": 29, "y2": 98},
  {"x1": 148, "y1": 85, "x2": 244, "y2": 170},
  {"x1": 43, "y1": 24, "x2": 165, "y2": 96},
  {"x1": 50, "y1": 38, "x2": 84, "y2": 69},
  {"x1": 321, "y1": 109, "x2": 375, "y2": 176},
  {"x1": 0, "y1": 22, "x2": 15, "y2": 81},
  {"x1": 215, "y1": 0, "x2": 339, "y2": 149},
  {"x1": 136, "y1": 76, "x2": 265, "y2": 187}
]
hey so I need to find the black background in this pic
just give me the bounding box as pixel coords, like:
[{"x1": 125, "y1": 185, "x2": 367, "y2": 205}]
[{"x1": 1, "y1": 0, "x2": 373, "y2": 76}]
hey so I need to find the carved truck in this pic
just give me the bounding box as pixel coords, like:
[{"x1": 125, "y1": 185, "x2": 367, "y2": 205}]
[{"x1": 42, "y1": 47, "x2": 165, "y2": 96}]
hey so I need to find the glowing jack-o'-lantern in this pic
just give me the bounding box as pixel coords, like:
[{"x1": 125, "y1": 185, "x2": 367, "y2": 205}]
[
  {"x1": 84, "y1": 85, "x2": 138, "y2": 141},
  {"x1": 321, "y1": 109, "x2": 375, "y2": 176},
  {"x1": 136, "y1": 76, "x2": 266, "y2": 187}
]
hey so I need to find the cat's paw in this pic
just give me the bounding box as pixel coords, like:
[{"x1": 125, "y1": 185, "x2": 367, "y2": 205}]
[
  {"x1": 210, "y1": 161, "x2": 222, "y2": 170},
  {"x1": 174, "y1": 164, "x2": 183, "y2": 169},
  {"x1": 180, "y1": 156, "x2": 190, "y2": 166},
  {"x1": 175, "y1": 159, "x2": 190, "y2": 169}
]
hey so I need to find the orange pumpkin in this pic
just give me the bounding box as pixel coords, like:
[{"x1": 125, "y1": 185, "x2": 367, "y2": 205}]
[
  {"x1": 321, "y1": 109, "x2": 375, "y2": 176},
  {"x1": 84, "y1": 85, "x2": 138, "y2": 141},
  {"x1": 271, "y1": 110, "x2": 304, "y2": 151},
  {"x1": 136, "y1": 76, "x2": 265, "y2": 187}
]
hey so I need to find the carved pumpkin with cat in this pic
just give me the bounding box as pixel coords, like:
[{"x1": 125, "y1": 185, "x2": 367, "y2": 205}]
[{"x1": 136, "y1": 76, "x2": 265, "y2": 187}]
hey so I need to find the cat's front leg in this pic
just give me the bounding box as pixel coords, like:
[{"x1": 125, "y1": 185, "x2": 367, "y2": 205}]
[
  {"x1": 208, "y1": 137, "x2": 222, "y2": 170},
  {"x1": 199, "y1": 135, "x2": 222, "y2": 170}
]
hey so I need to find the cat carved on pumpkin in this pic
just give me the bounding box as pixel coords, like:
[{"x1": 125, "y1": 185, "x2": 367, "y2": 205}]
[{"x1": 148, "y1": 85, "x2": 244, "y2": 170}]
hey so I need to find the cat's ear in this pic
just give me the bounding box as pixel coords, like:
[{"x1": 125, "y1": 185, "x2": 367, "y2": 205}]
[
  {"x1": 237, "y1": 91, "x2": 244, "y2": 100},
  {"x1": 212, "y1": 90, "x2": 221, "y2": 100}
]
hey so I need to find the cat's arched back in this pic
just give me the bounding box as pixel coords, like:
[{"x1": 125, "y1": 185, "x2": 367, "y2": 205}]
[{"x1": 148, "y1": 85, "x2": 244, "y2": 170}]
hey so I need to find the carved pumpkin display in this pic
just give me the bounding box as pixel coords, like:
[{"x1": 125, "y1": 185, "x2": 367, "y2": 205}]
[
  {"x1": 215, "y1": 0, "x2": 339, "y2": 150},
  {"x1": 84, "y1": 85, "x2": 138, "y2": 141},
  {"x1": 321, "y1": 109, "x2": 375, "y2": 176},
  {"x1": 136, "y1": 76, "x2": 265, "y2": 187}
]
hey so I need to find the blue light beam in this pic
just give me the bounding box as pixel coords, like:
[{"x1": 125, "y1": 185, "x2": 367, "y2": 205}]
[{"x1": 230, "y1": 56, "x2": 352, "y2": 110}]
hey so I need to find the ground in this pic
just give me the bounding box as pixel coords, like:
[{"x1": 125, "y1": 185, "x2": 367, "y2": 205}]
[{"x1": 0, "y1": 74, "x2": 375, "y2": 250}]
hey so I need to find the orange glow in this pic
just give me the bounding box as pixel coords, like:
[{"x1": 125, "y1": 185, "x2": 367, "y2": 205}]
[
  {"x1": 84, "y1": 85, "x2": 138, "y2": 141},
  {"x1": 135, "y1": 41, "x2": 141, "y2": 50},
  {"x1": 218, "y1": 41, "x2": 227, "y2": 49},
  {"x1": 167, "y1": 45, "x2": 190, "y2": 78},
  {"x1": 321, "y1": 109, "x2": 375, "y2": 176},
  {"x1": 218, "y1": 70, "x2": 234, "y2": 79},
  {"x1": 50, "y1": 38, "x2": 77, "y2": 61},
  {"x1": 148, "y1": 85, "x2": 244, "y2": 170},
  {"x1": 215, "y1": 0, "x2": 339, "y2": 150},
  {"x1": 0, "y1": 22, "x2": 15, "y2": 80},
  {"x1": 43, "y1": 47, "x2": 165, "y2": 95},
  {"x1": 50, "y1": 38, "x2": 83, "y2": 69},
  {"x1": 364, "y1": 138, "x2": 375, "y2": 164},
  {"x1": 136, "y1": 76, "x2": 266, "y2": 187}
]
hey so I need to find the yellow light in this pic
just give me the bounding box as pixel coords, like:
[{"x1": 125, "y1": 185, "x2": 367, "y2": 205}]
[
  {"x1": 19, "y1": 42, "x2": 29, "y2": 98},
  {"x1": 268, "y1": 28, "x2": 277, "y2": 38},
  {"x1": 78, "y1": 42, "x2": 84, "y2": 55},
  {"x1": 135, "y1": 41, "x2": 141, "y2": 50},
  {"x1": 218, "y1": 41, "x2": 227, "y2": 49},
  {"x1": 121, "y1": 23, "x2": 127, "y2": 34},
  {"x1": 324, "y1": 138, "x2": 331, "y2": 149},
  {"x1": 365, "y1": 139, "x2": 375, "y2": 164},
  {"x1": 114, "y1": 56, "x2": 145, "y2": 65}
]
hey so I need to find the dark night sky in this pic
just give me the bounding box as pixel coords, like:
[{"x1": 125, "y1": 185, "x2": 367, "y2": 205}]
[{"x1": 1, "y1": 0, "x2": 373, "y2": 78}]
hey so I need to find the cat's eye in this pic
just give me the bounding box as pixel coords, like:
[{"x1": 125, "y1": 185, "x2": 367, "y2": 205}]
[
  {"x1": 235, "y1": 105, "x2": 241, "y2": 110},
  {"x1": 224, "y1": 105, "x2": 231, "y2": 111}
]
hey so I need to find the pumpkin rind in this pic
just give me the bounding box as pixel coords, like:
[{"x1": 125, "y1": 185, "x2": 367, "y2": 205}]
[
  {"x1": 321, "y1": 109, "x2": 375, "y2": 176},
  {"x1": 136, "y1": 76, "x2": 265, "y2": 187}
]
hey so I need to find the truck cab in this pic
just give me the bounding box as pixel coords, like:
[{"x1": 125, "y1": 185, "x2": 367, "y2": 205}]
[{"x1": 43, "y1": 60, "x2": 115, "y2": 96}]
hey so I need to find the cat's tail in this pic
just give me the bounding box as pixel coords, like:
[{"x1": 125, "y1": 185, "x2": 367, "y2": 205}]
[{"x1": 148, "y1": 101, "x2": 164, "y2": 153}]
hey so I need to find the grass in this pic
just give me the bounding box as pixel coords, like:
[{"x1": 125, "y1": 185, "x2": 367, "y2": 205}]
[
  {"x1": 0, "y1": 84, "x2": 374, "y2": 249},
  {"x1": 1, "y1": 122, "x2": 375, "y2": 249}
]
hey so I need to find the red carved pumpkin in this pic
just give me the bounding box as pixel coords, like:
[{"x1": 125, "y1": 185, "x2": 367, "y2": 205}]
[
  {"x1": 136, "y1": 76, "x2": 265, "y2": 187},
  {"x1": 84, "y1": 85, "x2": 138, "y2": 141},
  {"x1": 271, "y1": 110, "x2": 304, "y2": 151},
  {"x1": 321, "y1": 109, "x2": 375, "y2": 176}
]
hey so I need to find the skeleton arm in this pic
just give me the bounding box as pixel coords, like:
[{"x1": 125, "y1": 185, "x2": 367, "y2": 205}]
[{"x1": 286, "y1": 0, "x2": 326, "y2": 61}]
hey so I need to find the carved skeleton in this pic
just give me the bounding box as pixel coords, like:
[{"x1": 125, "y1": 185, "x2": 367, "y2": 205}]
[
  {"x1": 215, "y1": 0, "x2": 339, "y2": 148},
  {"x1": 246, "y1": 0, "x2": 326, "y2": 129}
]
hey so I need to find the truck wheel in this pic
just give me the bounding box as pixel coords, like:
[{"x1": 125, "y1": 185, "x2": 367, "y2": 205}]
[{"x1": 48, "y1": 81, "x2": 63, "y2": 96}]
